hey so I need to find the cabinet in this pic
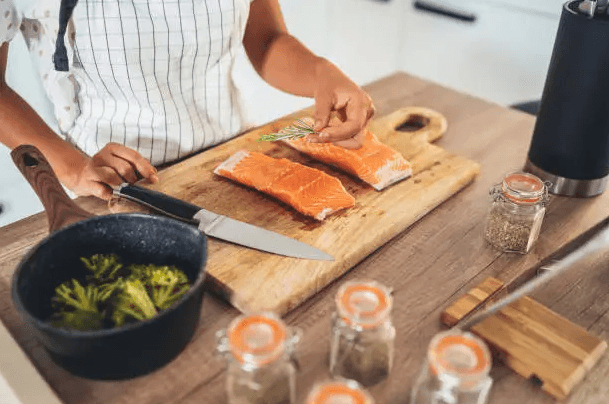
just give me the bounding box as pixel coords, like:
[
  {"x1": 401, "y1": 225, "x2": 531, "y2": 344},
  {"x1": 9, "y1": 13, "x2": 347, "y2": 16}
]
[
  {"x1": 399, "y1": 0, "x2": 562, "y2": 106},
  {"x1": 324, "y1": 0, "x2": 403, "y2": 86}
]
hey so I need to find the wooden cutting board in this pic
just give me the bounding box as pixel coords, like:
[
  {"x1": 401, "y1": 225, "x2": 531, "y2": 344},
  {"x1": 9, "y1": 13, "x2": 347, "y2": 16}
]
[{"x1": 113, "y1": 106, "x2": 481, "y2": 315}]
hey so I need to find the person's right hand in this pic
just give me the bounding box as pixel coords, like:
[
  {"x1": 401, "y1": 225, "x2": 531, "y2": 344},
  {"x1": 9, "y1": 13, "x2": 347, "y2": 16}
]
[{"x1": 64, "y1": 143, "x2": 158, "y2": 200}]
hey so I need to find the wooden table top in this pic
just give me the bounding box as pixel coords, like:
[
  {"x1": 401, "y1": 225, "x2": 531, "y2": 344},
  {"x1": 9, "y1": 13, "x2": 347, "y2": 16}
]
[{"x1": 1, "y1": 72, "x2": 609, "y2": 404}]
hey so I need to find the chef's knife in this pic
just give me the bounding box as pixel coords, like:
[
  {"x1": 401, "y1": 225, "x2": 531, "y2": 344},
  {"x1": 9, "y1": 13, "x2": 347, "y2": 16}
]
[{"x1": 114, "y1": 184, "x2": 334, "y2": 261}]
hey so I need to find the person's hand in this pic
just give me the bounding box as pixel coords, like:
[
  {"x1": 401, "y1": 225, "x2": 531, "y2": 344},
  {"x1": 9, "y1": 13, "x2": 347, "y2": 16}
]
[
  {"x1": 306, "y1": 60, "x2": 376, "y2": 149},
  {"x1": 63, "y1": 143, "x2": 158, "y2": 200}
]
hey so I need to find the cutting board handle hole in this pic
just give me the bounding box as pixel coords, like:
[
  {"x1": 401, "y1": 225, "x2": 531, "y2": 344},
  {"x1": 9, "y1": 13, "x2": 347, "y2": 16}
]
[
  {"x1": 24, "y1": 154, "x2": 39, "y2": 167},
  {"x1": 396, "y1": 114, "x2": 430, "y2": 132},
  {"x1": 529, "y1": 375, "x2": 543, "y2": 387}
]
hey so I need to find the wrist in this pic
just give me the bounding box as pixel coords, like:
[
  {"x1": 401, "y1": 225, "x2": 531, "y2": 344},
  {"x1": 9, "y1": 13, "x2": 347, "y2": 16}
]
[{"x1": 45, "y1": 144, "x2": 89, "y2": 189}]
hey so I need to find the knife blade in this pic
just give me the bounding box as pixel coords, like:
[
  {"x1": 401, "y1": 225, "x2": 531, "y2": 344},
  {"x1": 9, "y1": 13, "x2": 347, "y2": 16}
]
[{"x1": 114, "y1": 184, "x2": 334, "y2": 261}]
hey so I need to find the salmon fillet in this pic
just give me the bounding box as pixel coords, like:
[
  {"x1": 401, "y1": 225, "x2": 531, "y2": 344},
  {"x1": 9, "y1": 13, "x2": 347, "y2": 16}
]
[
  {"x1": 282, "y1": 119, "x2": 412, "y2": 191},
  {"x1": 214, "y1": 150, "x2": 356, "y2": 220}
]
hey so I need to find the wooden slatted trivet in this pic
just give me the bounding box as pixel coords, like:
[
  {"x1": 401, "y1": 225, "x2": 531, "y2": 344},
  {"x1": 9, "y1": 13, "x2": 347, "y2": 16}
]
[{"x1": 441, "y1": 277, "x2": 607, "y2": 400}]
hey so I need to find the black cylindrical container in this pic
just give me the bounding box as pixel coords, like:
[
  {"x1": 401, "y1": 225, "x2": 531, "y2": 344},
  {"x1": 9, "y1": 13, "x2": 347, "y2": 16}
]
[{"x1": 525, "y1": 0, "x2": 609, "y2": 197}]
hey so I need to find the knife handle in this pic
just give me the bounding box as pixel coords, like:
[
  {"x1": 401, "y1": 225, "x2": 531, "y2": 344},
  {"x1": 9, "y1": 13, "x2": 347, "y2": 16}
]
[{"x1": 115, "y1": 184, "x2": 200, "y2": 224}]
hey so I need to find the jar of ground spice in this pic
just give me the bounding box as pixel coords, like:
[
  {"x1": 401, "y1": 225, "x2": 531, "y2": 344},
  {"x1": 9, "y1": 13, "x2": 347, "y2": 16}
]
[
  {"x1": 410, "y1": 330, "x2": 493, "y2": 404},
  {"x1": 329, "y1": 280, "x2": 396, "y2": 387},
  {"x1": 306, "y1": 379, "x2": 375, "y2": 404},
  {"x1": 216, "y1": 312, "x2": 301, "y2": 404},
  {"x1": 484, "y1": 172, "x2": 549, "y2": 254}
]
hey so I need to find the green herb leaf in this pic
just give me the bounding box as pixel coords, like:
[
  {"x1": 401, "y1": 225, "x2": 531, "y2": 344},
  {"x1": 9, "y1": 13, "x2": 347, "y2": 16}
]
[{"x1": 257, "y1": 118, "x2": 316, "y2": 142}]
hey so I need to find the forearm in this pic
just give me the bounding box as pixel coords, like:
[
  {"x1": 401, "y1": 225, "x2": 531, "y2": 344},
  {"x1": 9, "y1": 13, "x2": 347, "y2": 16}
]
[
  {"x1": 243, "y1": 0, "x2": 349, "y2": 98},
  {"x1": 252, "y1": 33, "x2": 333, "y2": 98},
  {"x1": 0, "y1": 83, "x2": 87, "y2": 184}
]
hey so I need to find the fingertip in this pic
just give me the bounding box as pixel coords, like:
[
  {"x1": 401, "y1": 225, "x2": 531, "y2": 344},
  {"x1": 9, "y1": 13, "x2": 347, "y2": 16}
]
[
  {"x1": 313, "y1": 119, "x2": 325, "y2": 132},
  {"x1": 150, "y1": 173, "x2": 159, "y2": 183}
]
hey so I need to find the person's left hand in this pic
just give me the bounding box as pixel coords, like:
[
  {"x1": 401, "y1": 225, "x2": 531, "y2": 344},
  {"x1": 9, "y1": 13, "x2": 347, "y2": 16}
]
[{"x1": 306, "y1": 59, "x2": 376, "y2": 149}]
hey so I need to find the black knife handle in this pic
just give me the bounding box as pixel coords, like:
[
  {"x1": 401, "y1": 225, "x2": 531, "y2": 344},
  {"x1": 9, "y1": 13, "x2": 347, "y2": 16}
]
[{"x1": 116, "y1": 184, "x2": 200, "y2": 224}]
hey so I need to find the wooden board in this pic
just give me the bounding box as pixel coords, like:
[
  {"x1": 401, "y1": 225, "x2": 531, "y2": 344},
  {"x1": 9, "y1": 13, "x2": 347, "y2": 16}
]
[
  {"x1": 440, "y1": 277, "x2": 504, "y2": 327},
  {"x1": 112, "y1": 106, "x2": 481, "y2": 315},
  {"x1": 442, "y1": 278, "x2": 608, "y2": 400}
]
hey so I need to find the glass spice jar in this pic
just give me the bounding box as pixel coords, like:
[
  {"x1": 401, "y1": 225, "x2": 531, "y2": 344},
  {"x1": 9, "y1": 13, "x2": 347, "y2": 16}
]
[
  {"x1": 306, "y1": 379, "x2": 375, "y2": 404},
  {"x1": 329, "y1": 280, "x2": 396, "y2": 387},
  {"x1": 216, "y1": 312, "x2": 301, "y2": 404},
  {"x1": 484, "y1": 172, "x2": 549, "y2": 254},
  {"x1": 411, "y1": 330, "x2": 493, "y2": 404}
]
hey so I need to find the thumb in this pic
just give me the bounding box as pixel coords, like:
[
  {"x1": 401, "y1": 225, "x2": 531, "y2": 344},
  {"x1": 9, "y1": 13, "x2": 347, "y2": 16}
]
[{"x1": 313, "y1": 94, "x2": 333, "y2": 132}]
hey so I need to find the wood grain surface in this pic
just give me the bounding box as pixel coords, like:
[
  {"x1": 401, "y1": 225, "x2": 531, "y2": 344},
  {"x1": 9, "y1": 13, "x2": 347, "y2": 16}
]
[
  {"x1": 2, "y1": 72, "x2": 609, "y2": 404},
  {"x1": 110, "y1": 106, "x2": 479, "y2": 315},
  {"x1": 10, "y1": 145, "x2": 93, "y2": 233},
  {"x1": 442, "y1": 278, "x2": 607, "y2": 399},
  {"x1": 441, "y1": 276, "x2": 504, "y2": 327}
]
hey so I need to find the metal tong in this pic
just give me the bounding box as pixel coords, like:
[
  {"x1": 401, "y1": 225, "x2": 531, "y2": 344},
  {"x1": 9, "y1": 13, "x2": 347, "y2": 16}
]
[{"x1": 455, "y1": 215, "x2": 609, "y2": 330}]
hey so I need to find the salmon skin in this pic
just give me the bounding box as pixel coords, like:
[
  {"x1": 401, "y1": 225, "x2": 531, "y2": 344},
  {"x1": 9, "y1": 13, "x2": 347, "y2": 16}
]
[
  {"x1": 214, "y1": 150, "x2": 356, "y2": 220},
  {"x1": 282, "y1": 118, "x2": 412, "y2": 191}
]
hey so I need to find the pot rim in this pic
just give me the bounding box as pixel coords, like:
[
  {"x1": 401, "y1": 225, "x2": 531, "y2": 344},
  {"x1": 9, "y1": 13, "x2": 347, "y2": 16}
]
[{"x1": 11, "y1": 213, "x2": 208, "y2": 338}]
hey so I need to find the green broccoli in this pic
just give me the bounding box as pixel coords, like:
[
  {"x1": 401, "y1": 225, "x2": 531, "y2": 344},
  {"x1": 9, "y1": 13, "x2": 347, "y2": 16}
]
[
  {"x1": 80, "y1": 254, "x2": 123, "y2": 281},
  {"x1": 110, "y1": 279, "x2": 158, "y2": 327},
  {"x1": 50, "y1": 279, "x2": 104, "y2": 330},
  {"x1": 48, "y1": 256, "x2": 192, "y2": 330},
  {"x1": 128, "y1": 264, "x2": 190, "y2": 310}
]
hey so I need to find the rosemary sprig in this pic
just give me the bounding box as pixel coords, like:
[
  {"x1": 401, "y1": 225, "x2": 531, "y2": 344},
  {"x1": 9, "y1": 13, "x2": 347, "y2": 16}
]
[{"x1": 258, "y1": 118, "x2": 317, "y2": 142}]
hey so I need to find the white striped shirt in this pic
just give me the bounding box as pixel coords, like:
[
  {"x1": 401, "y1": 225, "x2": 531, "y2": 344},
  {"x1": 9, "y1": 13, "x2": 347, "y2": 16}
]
[{"x1": 1, "y1": 0, "x2": 252, "y2": 165}]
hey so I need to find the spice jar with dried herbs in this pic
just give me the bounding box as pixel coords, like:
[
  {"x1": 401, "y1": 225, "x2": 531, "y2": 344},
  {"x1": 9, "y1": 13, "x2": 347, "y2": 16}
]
[
  {"x1": 306, "y1": 379, "x2": 375, "y2": 404},
  {"x1": 484, "y1": 172, "x2": 549, "y2": 254},
  {"x1": 329, "y1": 280, "x2": 395, "y2": 387},
  {"x1": 216, "y1": 312, "x2": 301, "y2": 404},
  {"x1": 411, "y1": 330, "x2": 493, "y2": 404}
]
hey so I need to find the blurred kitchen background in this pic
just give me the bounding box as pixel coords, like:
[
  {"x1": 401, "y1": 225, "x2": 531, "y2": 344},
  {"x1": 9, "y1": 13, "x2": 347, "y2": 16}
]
[{"x1": 0, "y1": 0, "x2": 564, "y2": 227}]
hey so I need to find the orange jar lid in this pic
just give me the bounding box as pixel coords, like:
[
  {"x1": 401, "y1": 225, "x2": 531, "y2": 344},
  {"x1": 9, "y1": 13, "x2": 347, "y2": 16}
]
[
  {"x1": 335, "y1": 280, "x2": 392, "y2": 329},
  {"x1": 306, "y1": 380, "x2": 374, "y2": 404},
  {"x1": 428, "y1": 330, "x2": 491, "y2": 389},
  {"x1": 227, "y1": 312, "x2": 287, "y2": 366},
  {"x1": 501, "y1": 172, "x2": 546, "y2": 204}
]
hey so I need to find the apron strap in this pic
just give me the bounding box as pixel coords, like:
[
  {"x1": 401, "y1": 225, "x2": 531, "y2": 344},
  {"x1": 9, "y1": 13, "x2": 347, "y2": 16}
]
[{"x1": 53, "y1": 0, "x2": 79, "y2": 71}]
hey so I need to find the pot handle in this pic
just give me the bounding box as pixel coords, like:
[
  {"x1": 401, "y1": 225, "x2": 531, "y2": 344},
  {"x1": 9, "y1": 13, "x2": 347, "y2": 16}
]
[{"x1": 11, "y1": 145, "x2": 93, "y2": 233}]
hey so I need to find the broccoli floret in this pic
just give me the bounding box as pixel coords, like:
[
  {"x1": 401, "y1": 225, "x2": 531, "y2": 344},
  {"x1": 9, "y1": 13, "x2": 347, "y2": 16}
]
[
  {"x1": 110, "y1": 279, "x2": 158, "y2": 327},
  {"x1": 97, "y1": 278, "x2": 124, "y2": 302},
  {"x1": 129, "y1": 264, "x2": 190, "y2": 310},
  {"x1": 53, "y1": 279, "x2": 100, "y2": 312},
  {"x1": 80, "y1": 254, "x2": 123, "y2": 281},
  {"x1": 49, "y1": 256, "x2": 192, "y2": 330},
  {"x1": 50, "y1": 279, "x2": 104, "y2": 330}
]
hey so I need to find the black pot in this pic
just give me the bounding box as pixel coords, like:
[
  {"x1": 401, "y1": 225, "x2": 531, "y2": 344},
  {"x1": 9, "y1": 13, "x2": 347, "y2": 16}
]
[{"x1": 10, "y1": 145, "x2": 208, "y2": 380}]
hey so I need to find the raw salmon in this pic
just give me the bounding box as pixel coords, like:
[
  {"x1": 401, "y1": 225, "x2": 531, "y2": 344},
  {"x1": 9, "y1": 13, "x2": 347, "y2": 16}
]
[
  {"x1": 282, "y1": 118, "x2": 412, "y2": 191},
  {"x1": 214, "y1": 150, "x2": 356, "y2": 220}
]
